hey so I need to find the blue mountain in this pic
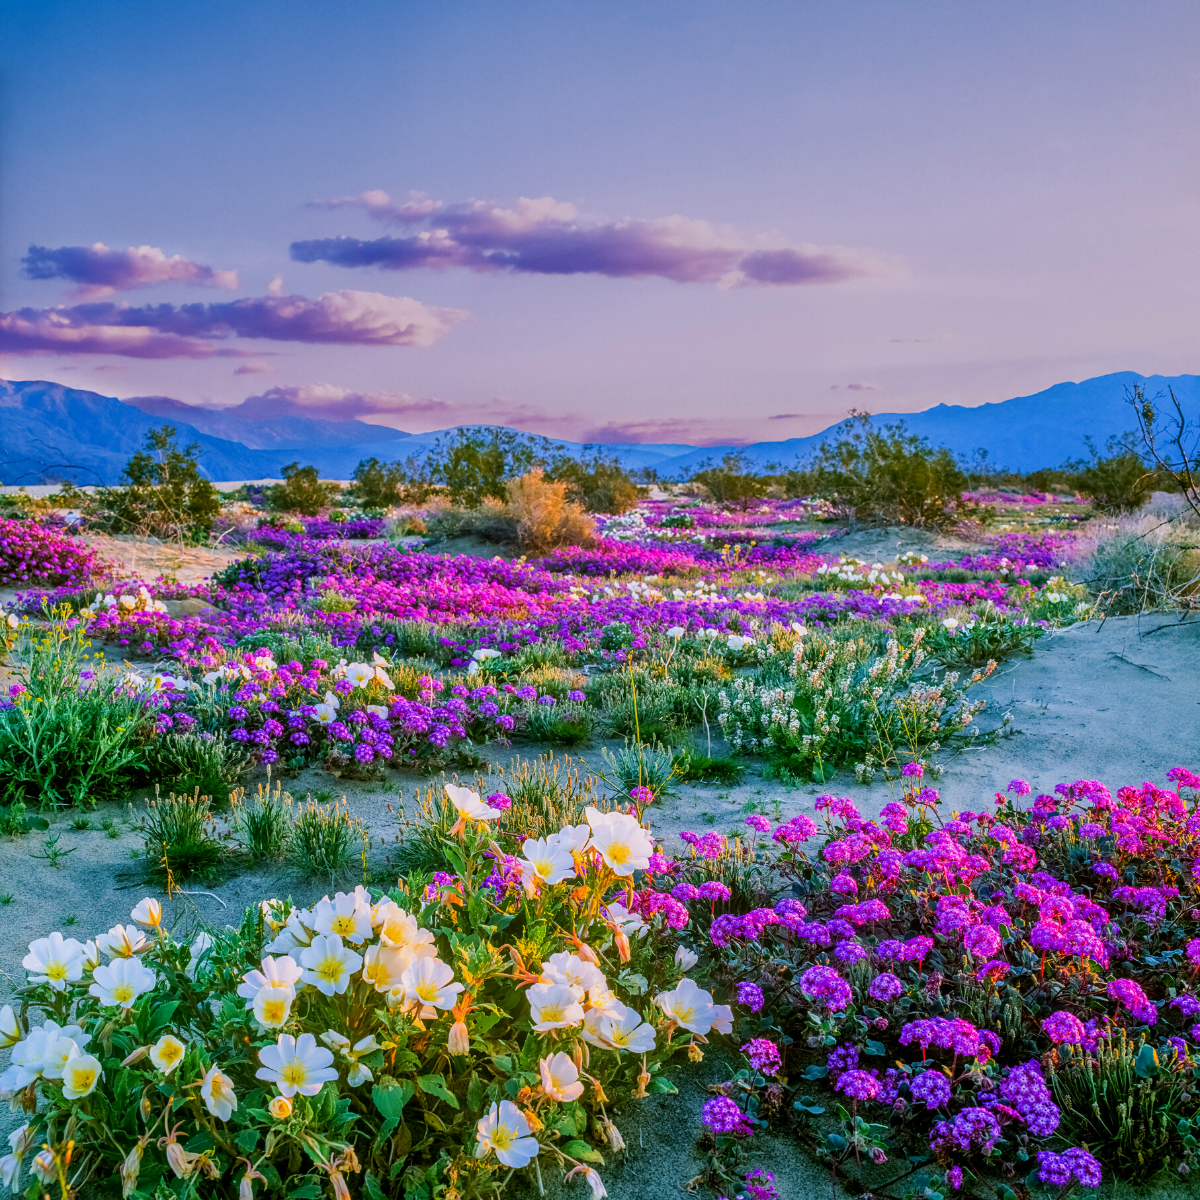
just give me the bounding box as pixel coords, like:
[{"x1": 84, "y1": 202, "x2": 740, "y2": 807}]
[{"x1": 1, "y1": 371, "x2": 1196, "y2": 486}]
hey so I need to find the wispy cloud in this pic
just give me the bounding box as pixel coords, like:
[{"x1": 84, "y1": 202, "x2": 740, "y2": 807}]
[
  {"x1": 0, "y1": 290, "x2": 466, "y2": 359},
  {"x1": 578, "y1": 418, "x2": 748, "y2": 446},
  {"x1": 22, "y1": 243, "x2": 239, "y2": 299},
  {"x1": 292, "y1": 191, "x2": 896, "y2": 287},
  {"x1": 768, "y1": 412, "x2": 802, "y2": 420}
]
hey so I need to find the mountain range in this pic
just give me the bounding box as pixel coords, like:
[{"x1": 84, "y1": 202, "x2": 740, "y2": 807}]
[{"x1": 1, "y1": 371, "x2": 1196, "y2": 487}]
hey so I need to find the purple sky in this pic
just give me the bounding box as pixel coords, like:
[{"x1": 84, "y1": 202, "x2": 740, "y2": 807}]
[{"x1": 3, "y1": 1, "x2": 1199, "y2": 444}]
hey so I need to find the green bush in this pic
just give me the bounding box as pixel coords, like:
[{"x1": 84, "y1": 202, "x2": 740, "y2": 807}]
[
  {"x1": 144, "y1": 730, "x2": 248, "y2": 804},
  {"x1": 140, "y1": 787, "x2": 224, "y2": 883},
  {"x1": 0, "y1": 614, "x2": 154, "y2": 810},
  {"x1": 1068, "y1": 434, "x2": 1154, "y2": 513},
  {"x1": 231, "y1": 779, "x2": 293, "y2": 862},
  {"x1": 268, "y1": 462, "x2": 341, "y2": 516},
  {"x1": 690, "y1": 453, "x2": 771, "y2": 510},
  {"x1": 808, "y1": 411, "x2": 969, "y2": 528},
  {"x1": 290, "y1": 796, "x2": 369, "y2": 879}
]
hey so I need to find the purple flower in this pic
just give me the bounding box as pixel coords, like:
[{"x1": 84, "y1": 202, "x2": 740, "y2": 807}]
[
  {"x1": 901, "y1": 762, "x2": 924, "y2": 779},
  {"x1": 486, "y1": 792, "x2": 512, "y2": 811},
  {"x1": 701, "y1": 1095, "x2": 754, "y2": 1137},
  {"x1": 963, "y1": 925, "x2": 1001, "y2": 959},
  {"x1": 1042, "y1": 1010, "x2": 1086, "y2": 1044},
  {"x1": 736, "y1": 982, "x2": 765, "y2": 1013},
  {"x1": 742, "y1": 1038, "x2": 782, "y2": 1075},
  {"x1": 744, "y1": 815, "x2": 770, "y2": 833},
  {"x1": 1108, "y1": 977, "x2": 1157, "y2": 1024},
  {"x1": 868, "y1": 973, "x2": 903, "y2": 1003},
  {"x1": 1007, "y1": 778, "x2": 1032, "y2": 795},
  {"x1": 837, "y1": 1068, "x2": 880, "y2": 1101},
  {"x1": 798, "y1": 965, "x2": 852, "y2": 1012},
  {"x1": 567, "y1": 690, "x2": 586, "y2": 702},
  {"x1": 910, "y1": 1070, "x2": 951, "y2": 1110}
]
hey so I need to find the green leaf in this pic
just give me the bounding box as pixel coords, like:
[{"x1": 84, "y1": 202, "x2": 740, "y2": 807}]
[
  {"x1": 375, "y1": 1116, "x2": 400, "y2": 1145},
  {"x1": 827, "y1": 1133, "x2": 848, "y2": 1152},
  {"x1": 147, "y1": 1000, "x2": 181, "y2": 1034},
  {"x1": 1134, "y1": 1044, "x2": 1160, "y2": 1079},
  {"x1": 234, "y1": 1128, "x2": 259, "y2": 1153},
  {"x1": 560, "y1": 1139, "x2": 605, "y2": 1165},
  {"x1": 864, "y1": 1039, "x2": 886, "y2": 1056},
  {"x1": 372, "y1": 1082, "x2": 415, "y2": 1119},
  {"x1": 646, "y1": 1077, "x2": 677, "y2": 1094},
  {"x1": 392, "y1": 1049, "x2": 420, "y2": 1073},
  {"x1": 466, "y1": 1072, "x2": 485, "y2": 1113},
  {"x1": 417, "y1": 1073, "x2": 460, "y2": 1109},
  {"x1": 363, "y1": 1172, "x2": 387, "y2": 1200},
  {"x1": 289, "y1": 1185, "x2": 323, "y2": 1200}
]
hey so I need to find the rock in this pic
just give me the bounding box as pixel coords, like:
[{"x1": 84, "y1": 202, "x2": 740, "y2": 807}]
[{"x1": 161, "y1": 598, "x2": 219, "y2": 618}]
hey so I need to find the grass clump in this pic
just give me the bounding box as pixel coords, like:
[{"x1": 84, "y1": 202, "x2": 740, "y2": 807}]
[
  {"x1": 600, "y1": 739, "x2": 679, "y2": 796},
  {"x1": 141, "y1": 787, "x2": 224, "y2": 883},
  {"x1": 145, "y1": 730, "x2": 248, "y2": 804},
  {"x1": 290, "y1": 795, "x2": 368, "y2": 879},
  {"x1": 231, "y1": 779, "x2": 293, "y2": 863}
]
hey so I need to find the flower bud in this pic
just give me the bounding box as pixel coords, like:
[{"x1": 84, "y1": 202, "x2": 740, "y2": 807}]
[
  {"x1": 614, "y1": 929, "x2": 631, "y2": 963},
  {"x1": 448, "y1": 1021, "x2": 470, "y2": 1056},
  {"x1": 121, "y1": 1045, "x2": 150, "y2": 1066},
  {"x1": 268, "y1": 1095, "x2": 293, "y2": 1120},
  {"x1": 600, "y1": 1118, "x2": 626, "y2": 1151},
  {"x1": 575, "y1": 942, "x2": 600, "y2": 966},
  {"x1": 687, "y1": 1043, "x2": 704, "y2": 1062},
  {"x1": 121, "y1": 1143, "x2": 144, "y2": 1199}
]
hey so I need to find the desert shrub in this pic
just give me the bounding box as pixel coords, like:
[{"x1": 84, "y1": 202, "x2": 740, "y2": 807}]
[
  {"x1": 426, "y1": 499, "x2": 520, "y2": 545},
  {"x1": 268, "y1": 461, "x2": 341, "y2": 516},
  {"x1": 140, "y1": 787, "x2": 224, "y2": 883},
  {"x1": 808, "y1": 411, "x2": 969, "y2": 528},
  {"x1": 675, "y1": 752, "x2": 743, "y2": 785},
  {"x1": 75, "y1": 425, "x2": 221, "y2": 539},
  {"x1": 230, "y1": 780, "x2": 293, "y2": 862},
  {"x1": 504, "y1": 468, "x2": 596, "y2": 552},
  {"x1": 548, "y1": 453, "x2": 641, "y2": 513},
  {"x1": 424, "y1": 426, "x2": 564, "y2": 506},
  {"x1": 718, "y1": 628, "x2": 993, "y2": 781},
  {"x1": 0, "y1": 613, "x2": 154, "y2": 810},
  {"x1": 521, "y1": 698, "x2": 594, "y2": 746},
  {"x1": 1067, "y1": 434, "x2": 1154, "y2": 513},
  {"x1": 348, "y1": 455, "x2": 435, "y2": 508},
  {"x1": 4, "y1": 786, "x2": 708, "y2": 1199},
  {"x1": 144, "y1": 730, "x2": 249, "y2": 804},
  {"x1": 290, "y1": 795, "x2": 369, "y2": 879},
  {"x1": 1080, "y1": 506, "x2": 1200, "y2": 613},
  {"x1": 691, "y1": 453, "x2": 771, "y2": 510},
  {"x1": 600, "y1": 739, "x2": 679, "y2": 796},
  {"x1": 588, "y1": 667, "x2": 716, "y2": 743}
]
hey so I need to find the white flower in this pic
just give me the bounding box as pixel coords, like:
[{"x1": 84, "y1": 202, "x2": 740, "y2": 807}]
[
  {"x1": 320, "y1": 1031, "x2": 381, "y2": 1087},
  {"x1": 582, "y1": 1168, "x2": 608, "y2": 1199},
  {"x1": 264, "y1": 909, "x2": 315, "y2": 955},
  {"x1": 312, "y1": 702, "x2": 338, "y2": 725},
  {"x1": 39, "y1": 1035, "x2": 83, "y2": 1079},
  {"x1": 709, "y1": 1003, "x2": 734, "y2": 1035},
  {"x1": 150, "y1": 1034, "x2": 187, "y2": 1075},
  {"x1": 237, "y1": 955, "x2": 303, "y2": 1006},
  {"x1": 366, "y1": 704, "x2": 388, "y2": 719},
  {"x1": 604, "y1": 902, "x2": 648, "y2": 938},
  {"x1": 445, "y1": 784, "x2": 503, "y2": 831},
  {"x1": 343, "y1": 662, "x2": 375, "y2": 688},
  {"x1": 299, "y1": 935, "x2": 363, "y2": 997},
  {"x1": 527, "y1": 983, "x2": 585, "y2": 1031},
  {"x1": 23, "y1": 933, "x2": 85, "y2": 991},
  {"x1": 61, "y1": 1053, "x2": 103, "y2": 1100},
  {"x1": 30, "y1": 1150, "x2": 56, "y2": 1183},
  {"x1": 584, "y1": 808, "x2": 653, "y2": 876},
  {"x1": 186, "y1": 932, "x2": 213, "y2": 980},
  {"x1": 376, "y1": 906, "x2": 437, "y2": 955},
  {"x1": 472, "y1": 648, "x2": 501, "y2": 661},
  {"x1": 519, "y1": 838, "x2": 576, "y2": 892},
  {"x1": 96, "y1": 924, "x2": 147, "y2": 958},
  {"x1": 89, "y1": 957, "x2": 157, "y2": 1009},
  {"x1": 539, "y1": 952, "x2": 604, "y2": 999},
  {"x1": 312, "y1": 892, "x2": 374, "y2": 944},
  {"x1": 256, "y1": 1033, "x2": 338, "y2": 1098},
  {"x1": 674, "y1": 946, "x2": 699, "y2": 971},
  {"x1": 362, "y1": 943, "x2": 425, "y2": 993},
  {"x1": 201, "y1": 1064, "x2": 238, "y2": 1120},
  {"x1": 0, "y1": 1005, "x2": 19, "y2": 1049},
  {"x1": 475, "y1": 1100, "x2": 540, "y2": 1168},
  {"x1": 791, "y1": 621, "x2": 806, "y2": 635},
  {"x1": 0, "y1": 1124, "x2": 34, "y2": 1190},
  {"x1": 130, "y1": 898, "x2": 162, "y2": 928},
  {"x1": 549, "y1": 823, "x2": 592, "y2": 855},
  {"x1": 941, "y1": 617, "x2": 960, "y2": 630},
  {"x1": 398, "y1": 957, "x2": 463, "y2": 1013},
  {"x1": 656, "y1": 977, "x2": 717, "y2": 1034},
  {"x1": 253, "y1": 986, "x2": 294, "y2": 1029},
  {"x1": 665, "y1": 626, "x2": 685, "y2": 639},
  {"x1": 727, "y1": 634, "x2": 753, "y2": 651},
  {"x1": 539, "y1": 1051, "x2": 584, "y2": 1102}
]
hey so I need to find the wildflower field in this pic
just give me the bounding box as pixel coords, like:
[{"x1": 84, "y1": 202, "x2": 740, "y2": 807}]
[{"x1": 3, "y1": 486, "x2": 1200, "y2": 1200}]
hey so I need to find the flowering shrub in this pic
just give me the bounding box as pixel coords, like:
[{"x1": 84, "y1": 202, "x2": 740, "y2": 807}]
[
  {"x1": 0, "y1": 519, "x2": 104, "y2": 587},
  {"x1": 686, "y1": 765, "x2": 1200, "y2": 1190},
  {"x1": 0, "y1": 787, "x2": 723, "y2": 1198}
]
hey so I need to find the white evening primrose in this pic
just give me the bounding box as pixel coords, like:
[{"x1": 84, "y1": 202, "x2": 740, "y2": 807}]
[
  {"x1": 548, "y1": 823, "x2": 592, "y2": 856},
  {"x1": 539, "y1": 952, "x2": 604, "y2": 999},
  {"x1": 23, "y1": 933, "x2": 85, "y2": 991},
  {"x1": 89, "y1": 957, "x2": 157, "y2": 1009},
  {"x1": 472, "y1": 647, "x2": 501, "y2": 661},
  {"x1": 39, "y1": 1034, "x2": 84, "y2": 1080},
  {"x1": 655, "y1": 977, "x2": 717, "y2": 1034},
  {"x1": 376, "y1": 907, "x2": 437, "y2": 956},
  {"x1": 237, "y1": 955, "x2": 303, "y2": 1006},
  {"x1": 604, "y1": 902, "x2": 648, "y2": 939},
  {"x1": 539, "y1": 1051, "x2": 585, "y2": 1102},
  {"x1": 299, "y1": 935, "x2": 362, "y2": 997},
  {"x1": 709, "y1": 1003, "x2": 734, "y2": 1035},
  {"x1": 149, "y1": 1034, "x2": 186, "y2": 1075},
  {"x1": 444, "y1": 784, "x2": 503, "y2": 834},
  {"x1": 0, "y1": 1005, "x2": 20, "y2": 1049},
  {"x1": 584, "y1": 809, "x2": 653, "y2": 876},
  {"x1": 398, "y1": 957, "x2": 463, "y2": 1013},
  {"x1": 312, "y1": 701, "x2": 338, "y2": 725},
  {"x1": 674, "y1": 945, "x2": 699, "y2": 971},
  {"x1": 130, "y1": 898, "x2": 162, "y2": 928},
  {"x1": 312, "y1": 892, "x2": 374, "y2": 945},
  {"x1": 665, "y1": 626, "x2": 685, "y2": 639},
  {"x1": 361, "y1": 943, "x2": 422, "y2": 992},
  {"x1": 264, "y1": 908, "x2": 315, "y2": 955},
  {"x1": 253, "y1": 986, "x2": 293, "y2": 1029},
  {"x1": 201, "y1": 1064, "x2": 237, "y2": 1120},
  {"x1": 941, "y1": 617, "x2": 960, "y2": 630},
  {"x1": 527, "y1": 983, "x2": 585, "y2": 1031},
  {"x1": 366, "y1": 704, "x2": 388, "y2": 719},
  {"x1": 475, "y1": 1100, "x2": 540, "y2": 1168},
  {"x1": 320, "y1": 1031, "x2": 381, "y2": 1086},
  {"x1": 343, "y1": 662, "x2": 375, "y2": 688},
  {"x1": 519, "y1": 838, "x2": 576, "y2": 893},
  {"x1": 96, "y1": 924, "x2": 147, "y2": 958},
  {"x1": 61, "y1": 1053, "x2": 103, "y2": 1100},
  {"x1": 256, "y1": 1033, "x2": 338, "y2": 1098}
]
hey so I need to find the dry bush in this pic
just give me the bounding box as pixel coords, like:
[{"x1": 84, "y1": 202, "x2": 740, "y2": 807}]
[{"x1": 505, "y1": 468, "x2": 596, "y2": 551}]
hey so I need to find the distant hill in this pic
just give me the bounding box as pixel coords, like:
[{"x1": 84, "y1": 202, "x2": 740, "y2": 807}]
[{"x1": 1, "y1": 371, "x2": 1197, "y2": 486}]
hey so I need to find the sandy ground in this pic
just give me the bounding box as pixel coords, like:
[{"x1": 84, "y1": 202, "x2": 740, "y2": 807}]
[{"x1": 3, "y1": 614, "x2": 1200, "y2": 1196}]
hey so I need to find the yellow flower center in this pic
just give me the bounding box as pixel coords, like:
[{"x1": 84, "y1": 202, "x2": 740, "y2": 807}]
[
  {"x1": 533, "y1": 857, "x2": 555, "y2": 876},
  {"x1": 540, "y1": 1003, "x2": 565, "y2": 1023},
  {"x1": 330, "y1": 915, "x2": 356, "y2": 934},
  {"x1": 416, "y1": 981, "x2": 440, "y2": 1002},
  {"x1": 158, "y1": 1042, "x2": 182, "y2": 1065},
  {"x1": 72, "y1": 1067, "x2": 96, "y2": 1090},
  {"x1": 46, "y1": 961, "x2": 68, "y2": 981},
  {"x1": 316, "y1": 956, "x2": 344, "y2": 983},
  {"x1": 281, "y1": 1063, "x2": 308, "y2": 1087},
  {"x1": 112, "y1": 983, "x2": 136, "y2": 1003},
  {"x1": 607, "y1": 843, "x2": 631, "y2": 866},
  {"x1": 491, "y1": 1125, "x2": 515, "y2": 1151},
  {"x1": 674, "y1": 1004, "x2": 694, "y2": 1025},
  {"x1": 261, "y1": 999, "x2": 288, "y2": 1024}
]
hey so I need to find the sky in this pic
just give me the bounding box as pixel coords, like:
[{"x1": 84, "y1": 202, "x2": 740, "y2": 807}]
[{"x1": 3, "y1": 0, "x2": 1200, "y2": 445}]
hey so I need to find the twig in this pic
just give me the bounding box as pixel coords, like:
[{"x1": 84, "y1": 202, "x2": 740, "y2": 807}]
[{"x1": 172, "y1": 889, "x2": 227, "y2": 907}]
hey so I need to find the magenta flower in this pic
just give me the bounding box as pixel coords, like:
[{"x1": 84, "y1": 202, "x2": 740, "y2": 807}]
[{"x1": 741, "y1": 1038, "x2": 782, "y2": 1075}]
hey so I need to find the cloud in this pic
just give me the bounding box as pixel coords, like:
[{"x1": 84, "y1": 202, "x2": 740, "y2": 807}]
[
  {"x1": 22, "y1": 243, "x2": 239, "y2": 299},
  {"x1": 233, "y1": 360, "x2": 273, "y2": 375},
  {"x1": 0, "y1": 290, "x2": 466, "y2": 359},
  {"x1": 578, "y1": 418, "x2": 748, "y2": 446},
  {"x1": 292, "y1": 191, "x2": 895, "y2": 287},
  {"x1": 768, "y1": 413, "x2": 802, "y2": 420},
  {"x1": 846, "y1": 382, "x2": 880, "y2": 391}
]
